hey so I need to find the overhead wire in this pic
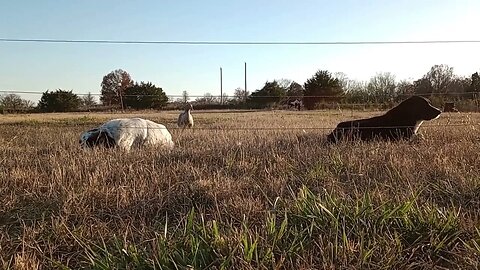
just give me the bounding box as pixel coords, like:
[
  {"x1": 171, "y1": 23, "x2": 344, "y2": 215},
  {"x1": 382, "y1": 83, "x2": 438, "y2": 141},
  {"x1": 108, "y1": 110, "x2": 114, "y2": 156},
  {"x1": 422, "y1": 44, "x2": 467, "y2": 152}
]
[{"x1": 1, "y1": 38, "x2": 480, "y2": 45}]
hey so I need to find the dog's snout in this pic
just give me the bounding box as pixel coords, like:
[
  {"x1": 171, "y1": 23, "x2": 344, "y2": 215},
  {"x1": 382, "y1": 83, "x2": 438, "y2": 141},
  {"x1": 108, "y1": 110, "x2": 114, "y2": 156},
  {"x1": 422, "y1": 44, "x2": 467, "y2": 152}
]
[{"x1": 429, "y1": 106, "x2": 442, "y2": 120}]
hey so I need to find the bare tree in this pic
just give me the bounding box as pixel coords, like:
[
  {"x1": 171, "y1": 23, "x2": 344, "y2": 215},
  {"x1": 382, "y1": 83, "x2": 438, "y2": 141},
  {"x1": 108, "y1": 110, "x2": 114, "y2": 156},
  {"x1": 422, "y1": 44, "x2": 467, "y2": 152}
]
[
  {"x1": 396, "y1": 80, "x2": 415, "y2": 99},
  {"x1": 343, "y1": 80, "x2": 369, "y2": 103},
  {"x1": 413, "y1": 78, "x2": 433, "y2": 95},
  {"x1": 286, "y1": 81, "x2": 304, "y2": 103},
  {"x1": 276, "y1": 78, "x2": 292, "y2": 91},
  {"x1": 233, "y1": 87, "x2": 249, "y2": 102},
  {"x1": 471, "y1": 72, "x2": 480, "y2": 97},
  {"x1": 182, "y1": 91, "x2": 189, "y2": 103},
  {"x1": 448, "y1": 76, "x2": 471, "y2": 98},
  {"x1": 0, "y1": 94, "x2": 34, "y2": 112},
  {"x1": 220, "y1": 93, "x2": 230, "y2": 104},
  {"x1": 367, "y1": 72, "x2": 396, "y2": 102},
  {"x1": 424, "y1": 64, "x2": 455, "y2": 93},
  {"x1": 82, "y1": 92, "x2": 97, "y2": 108},
  {"x1": 334, "y1": 72, "x2": 350, "y2": 91},
  {"x1": 334, "y1": 72, "x2": 369, "y2": 96},
  {"x1": 23, "y1": 100, "x2": 35, "y2": 108},
  {"x1": 195, "y1": 92, "x2": 218, "y2": 104}
]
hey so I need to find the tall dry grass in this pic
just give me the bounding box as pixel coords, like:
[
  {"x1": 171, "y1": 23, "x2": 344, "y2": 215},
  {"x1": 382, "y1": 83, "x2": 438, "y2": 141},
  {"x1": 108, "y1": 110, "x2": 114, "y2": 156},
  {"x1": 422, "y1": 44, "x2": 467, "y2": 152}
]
[{"x1": 0, "y1": 109, "x2": 479, "y2": 269}]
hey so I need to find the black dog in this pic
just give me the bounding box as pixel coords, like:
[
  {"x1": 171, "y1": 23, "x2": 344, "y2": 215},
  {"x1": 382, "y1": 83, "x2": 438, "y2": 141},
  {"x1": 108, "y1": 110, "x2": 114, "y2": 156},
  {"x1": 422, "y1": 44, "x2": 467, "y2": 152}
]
[{"x1": 326, "y1": 96, "x2": 442, "y2": 143}]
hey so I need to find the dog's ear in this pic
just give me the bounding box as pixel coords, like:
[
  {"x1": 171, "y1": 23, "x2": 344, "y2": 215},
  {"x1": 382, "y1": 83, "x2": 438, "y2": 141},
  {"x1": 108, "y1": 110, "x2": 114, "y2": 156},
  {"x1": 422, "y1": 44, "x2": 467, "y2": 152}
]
[
  {"x1": 82, "y1": 129, "x2": 116, "y2": 148},
  {"x1": 98, "y1": 131, "x2": 116, "y2": 148},
  {"x1": 423, "y1": 99, "x2": 442, "y2": 120},
  {"x1": 84, "y1": 129, "x2": 101, "y2": 147}
]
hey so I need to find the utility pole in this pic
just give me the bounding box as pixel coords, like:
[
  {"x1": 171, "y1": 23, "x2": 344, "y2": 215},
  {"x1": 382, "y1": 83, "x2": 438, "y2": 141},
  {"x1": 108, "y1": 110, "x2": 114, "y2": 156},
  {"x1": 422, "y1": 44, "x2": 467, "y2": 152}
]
[
  {"x1": 244, "y1": 62, "x2": 247, "y2": 101},
  {"x1": 119, "y1": 95, "x2": 124, "y2": 111},
  {"x1": 118, "y1": 82, "x2": 124, "y2": 112},
  {"x1": 220, "y1": 67, "x2": 223, "y2": 104}
]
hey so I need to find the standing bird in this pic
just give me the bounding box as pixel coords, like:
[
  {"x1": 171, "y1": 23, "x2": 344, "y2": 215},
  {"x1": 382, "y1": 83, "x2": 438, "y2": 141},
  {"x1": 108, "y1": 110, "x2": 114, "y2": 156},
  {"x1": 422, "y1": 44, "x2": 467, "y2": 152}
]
[{"x1": 177, "y1": 103, "x2": 194, "y2": 129}]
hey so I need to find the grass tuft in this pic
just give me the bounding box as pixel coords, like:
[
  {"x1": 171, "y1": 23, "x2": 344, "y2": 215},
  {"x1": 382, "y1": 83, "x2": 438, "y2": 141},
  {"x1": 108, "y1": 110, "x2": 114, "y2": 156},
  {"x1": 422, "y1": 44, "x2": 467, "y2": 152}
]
[{"x1": 1, "y1": 110, "x2": 479, "y2": 268}]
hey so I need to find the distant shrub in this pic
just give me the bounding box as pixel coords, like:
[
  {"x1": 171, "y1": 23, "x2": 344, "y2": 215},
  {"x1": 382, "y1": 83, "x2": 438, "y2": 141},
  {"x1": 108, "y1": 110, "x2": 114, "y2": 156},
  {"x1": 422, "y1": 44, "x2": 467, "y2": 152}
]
[
  {"x1": 124, "y1": 82, "x2": 168, "y2": 110},
  {"x1": 37, "y1": 89, "x2": 82, "y2": 112}
]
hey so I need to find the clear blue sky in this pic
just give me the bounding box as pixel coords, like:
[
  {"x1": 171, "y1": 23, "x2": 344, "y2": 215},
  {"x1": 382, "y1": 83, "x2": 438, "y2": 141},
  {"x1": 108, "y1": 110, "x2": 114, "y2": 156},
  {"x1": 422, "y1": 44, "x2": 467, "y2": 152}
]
[{"x1": 1, "y1": 0, "x2": 479, "y2": 103}]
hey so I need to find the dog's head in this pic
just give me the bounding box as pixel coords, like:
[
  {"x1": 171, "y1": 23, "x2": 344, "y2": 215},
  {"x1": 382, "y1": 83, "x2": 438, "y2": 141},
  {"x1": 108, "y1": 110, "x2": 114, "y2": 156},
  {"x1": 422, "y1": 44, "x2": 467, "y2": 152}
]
[
  {"x1": 184, "y1": 103, "x2": 193, "y2": 111},
  {"x1": 325, "y1": 121, "x2": 347, "y2": 143},
  {"x1": 388, "y1": 96, "x2": 441, "y2": 121},
  {"x1": 79, "y1": 128, "x2": 116, "y2": 148}
]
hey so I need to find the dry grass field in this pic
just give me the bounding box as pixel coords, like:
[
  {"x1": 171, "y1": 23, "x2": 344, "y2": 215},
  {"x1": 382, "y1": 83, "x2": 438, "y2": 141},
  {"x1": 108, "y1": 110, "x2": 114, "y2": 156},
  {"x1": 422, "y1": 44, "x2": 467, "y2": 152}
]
[{"x1": 1, "y1": 109, "x2": 480, "y2": 269}]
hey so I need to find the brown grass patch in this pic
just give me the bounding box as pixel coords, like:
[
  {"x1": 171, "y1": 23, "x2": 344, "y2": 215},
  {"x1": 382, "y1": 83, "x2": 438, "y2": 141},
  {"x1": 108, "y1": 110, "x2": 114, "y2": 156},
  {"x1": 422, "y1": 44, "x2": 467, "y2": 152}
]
[{"x1": 1, "y1": 110, "x2": 479, "y2": 269}]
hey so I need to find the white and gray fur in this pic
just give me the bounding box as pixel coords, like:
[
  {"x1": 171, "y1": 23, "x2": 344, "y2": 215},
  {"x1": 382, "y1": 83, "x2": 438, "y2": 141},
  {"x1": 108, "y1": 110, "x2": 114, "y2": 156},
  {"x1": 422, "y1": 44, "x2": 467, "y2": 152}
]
[
  {"x1": 79, "y1": 118, "x2": 174, "y2": 151},
  {"x1": 177, "y1": 103, "x2": 194, "y2": 129}
]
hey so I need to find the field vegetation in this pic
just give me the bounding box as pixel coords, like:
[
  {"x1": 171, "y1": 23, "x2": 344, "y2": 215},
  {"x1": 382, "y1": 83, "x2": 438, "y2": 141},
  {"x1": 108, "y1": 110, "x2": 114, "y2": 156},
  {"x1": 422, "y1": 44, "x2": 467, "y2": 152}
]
[{"x1": 1, "y1": 109, "x2": 479, "y2": 269}]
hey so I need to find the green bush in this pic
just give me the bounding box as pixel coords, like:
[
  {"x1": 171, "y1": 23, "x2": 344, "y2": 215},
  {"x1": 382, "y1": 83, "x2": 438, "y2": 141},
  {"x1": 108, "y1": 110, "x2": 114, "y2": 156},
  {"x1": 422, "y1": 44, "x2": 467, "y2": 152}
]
[
  {"x1": 123, "y1": 82, "x2": 168, "y2": 110},
  {"x1": 37, "y1": 89, "x2": 82, "y2": 112}
]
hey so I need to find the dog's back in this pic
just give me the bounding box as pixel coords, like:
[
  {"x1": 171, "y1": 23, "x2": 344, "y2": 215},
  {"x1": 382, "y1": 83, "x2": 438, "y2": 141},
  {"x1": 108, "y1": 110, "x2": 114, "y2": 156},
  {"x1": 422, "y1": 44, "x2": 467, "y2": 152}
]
[
  {"x1": 327, "y1": 115, "x2": 416, "y2": 142},
  {"x1": 327, "y1": 96, "x2": 441, "y2": 143}
]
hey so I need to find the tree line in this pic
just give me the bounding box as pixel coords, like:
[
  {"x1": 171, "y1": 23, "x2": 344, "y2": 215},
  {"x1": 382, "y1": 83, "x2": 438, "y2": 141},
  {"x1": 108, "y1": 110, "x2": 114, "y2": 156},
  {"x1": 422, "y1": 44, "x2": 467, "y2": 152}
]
[
  {"x1": 1, "y1": 65, "x2": 479, "y2": 113},
  {"x1": 245, "y1": 65, "x2": 480, "y2": 110}
]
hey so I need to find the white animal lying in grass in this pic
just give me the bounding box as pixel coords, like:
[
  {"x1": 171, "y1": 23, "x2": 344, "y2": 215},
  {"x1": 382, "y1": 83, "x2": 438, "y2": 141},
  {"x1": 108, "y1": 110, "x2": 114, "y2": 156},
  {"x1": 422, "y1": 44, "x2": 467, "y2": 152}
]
[
  {"x1": 177, "y1": 103, "x2": 194, "y2": 129},
  {"x1": 79, "y1": 118, "x2": 174, "y2": 151}
]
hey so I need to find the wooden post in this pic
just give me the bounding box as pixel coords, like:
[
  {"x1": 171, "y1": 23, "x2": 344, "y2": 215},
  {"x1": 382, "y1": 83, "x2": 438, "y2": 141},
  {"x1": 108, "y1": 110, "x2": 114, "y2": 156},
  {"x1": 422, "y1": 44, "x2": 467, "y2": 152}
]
[
  {"x1": 220, "y1": 67, "x2": 223, "y2": 105},
  {"x1": 244, "y1": 62, "x2": 247, "y2": 101}
]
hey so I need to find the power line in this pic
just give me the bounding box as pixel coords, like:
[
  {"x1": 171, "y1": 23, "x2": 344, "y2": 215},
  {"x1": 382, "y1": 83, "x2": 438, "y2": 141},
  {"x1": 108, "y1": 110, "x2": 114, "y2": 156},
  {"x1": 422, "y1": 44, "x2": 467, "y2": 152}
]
[{"x1": 1, "y1": 38, "x2": 480, "y2": 46}]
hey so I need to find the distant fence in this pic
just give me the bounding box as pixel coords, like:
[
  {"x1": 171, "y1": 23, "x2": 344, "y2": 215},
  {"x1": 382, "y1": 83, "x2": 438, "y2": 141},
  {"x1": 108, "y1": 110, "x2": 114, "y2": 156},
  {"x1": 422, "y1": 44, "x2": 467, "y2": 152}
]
[{"x1": 2, "y1": 91, "x2": 480, "y2": 113}]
